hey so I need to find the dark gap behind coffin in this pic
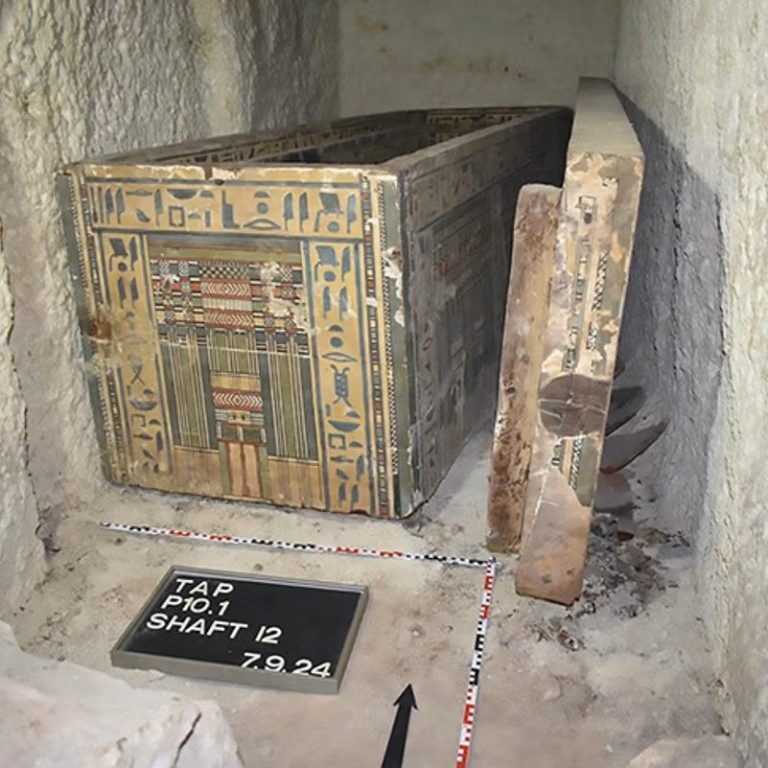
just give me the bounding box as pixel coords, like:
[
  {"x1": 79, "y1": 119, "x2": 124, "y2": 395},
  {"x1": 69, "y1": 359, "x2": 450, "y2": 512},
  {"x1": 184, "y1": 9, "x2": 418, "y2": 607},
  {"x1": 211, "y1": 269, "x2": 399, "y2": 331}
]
[{"x1": 600, "y1": 421, "x2": 667, "y2": 473}]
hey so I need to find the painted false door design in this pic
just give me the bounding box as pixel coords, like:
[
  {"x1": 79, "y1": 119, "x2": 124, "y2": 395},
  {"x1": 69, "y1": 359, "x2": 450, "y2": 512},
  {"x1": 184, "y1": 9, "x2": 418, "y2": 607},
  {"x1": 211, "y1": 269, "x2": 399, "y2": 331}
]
[
  {"x1": 149, "y1": 236, "x2": 322, "y2": 507},
  {"x1": 64, "y1": 167, "x2": 403, "y2": 516}
]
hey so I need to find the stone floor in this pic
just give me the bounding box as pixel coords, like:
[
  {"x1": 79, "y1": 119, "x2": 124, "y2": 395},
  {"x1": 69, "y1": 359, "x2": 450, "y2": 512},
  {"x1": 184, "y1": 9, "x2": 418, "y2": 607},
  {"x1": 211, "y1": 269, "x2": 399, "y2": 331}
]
[{"x1": 10, "y1": 428, "x2": 727, "y2": 767}]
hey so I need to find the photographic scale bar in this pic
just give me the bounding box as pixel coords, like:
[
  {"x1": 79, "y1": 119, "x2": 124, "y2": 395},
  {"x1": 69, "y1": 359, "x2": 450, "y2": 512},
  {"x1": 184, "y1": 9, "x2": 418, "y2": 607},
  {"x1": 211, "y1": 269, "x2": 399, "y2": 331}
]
[{"x1": 101, "y1": 521, "x2": 497, "y2": 768}]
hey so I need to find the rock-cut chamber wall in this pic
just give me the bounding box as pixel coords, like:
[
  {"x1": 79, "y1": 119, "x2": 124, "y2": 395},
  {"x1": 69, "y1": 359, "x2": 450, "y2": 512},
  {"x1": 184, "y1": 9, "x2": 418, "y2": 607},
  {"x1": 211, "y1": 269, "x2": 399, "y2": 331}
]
[
  {"x1": 614, "y1": 1, "x2": 768, "y2": 764},
  {"x1": 0, "y1": 0, "x2": 340, "y2": 616}
]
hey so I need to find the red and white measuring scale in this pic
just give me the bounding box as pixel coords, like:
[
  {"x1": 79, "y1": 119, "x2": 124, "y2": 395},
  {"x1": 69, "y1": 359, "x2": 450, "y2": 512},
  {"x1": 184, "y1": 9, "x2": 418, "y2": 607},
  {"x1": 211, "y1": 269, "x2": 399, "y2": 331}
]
[{"x1": 101, "y1": 521, "x2": 498, "y2": 768}]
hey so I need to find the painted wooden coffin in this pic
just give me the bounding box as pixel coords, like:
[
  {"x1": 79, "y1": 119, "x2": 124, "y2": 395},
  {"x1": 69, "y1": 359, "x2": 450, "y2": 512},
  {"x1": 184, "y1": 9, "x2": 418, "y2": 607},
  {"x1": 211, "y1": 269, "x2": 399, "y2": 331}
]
[{"x1": 59, "y1": 106, "x2": 571, "y2": 517}]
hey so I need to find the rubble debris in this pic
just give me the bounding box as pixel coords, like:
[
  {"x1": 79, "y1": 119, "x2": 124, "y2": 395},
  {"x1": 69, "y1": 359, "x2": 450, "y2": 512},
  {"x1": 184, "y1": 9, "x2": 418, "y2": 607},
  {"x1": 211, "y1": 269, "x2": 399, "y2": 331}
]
[
  {"x1": 594, "y1": 471, "x2": 634, "y2": 515},
  {"x1": 0, "y1": 621, "x2": 243, "y2": 768}
]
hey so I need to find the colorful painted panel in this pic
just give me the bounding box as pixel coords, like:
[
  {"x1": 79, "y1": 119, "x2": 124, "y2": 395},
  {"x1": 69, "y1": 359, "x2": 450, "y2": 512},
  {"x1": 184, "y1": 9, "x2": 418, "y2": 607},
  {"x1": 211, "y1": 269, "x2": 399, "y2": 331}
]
[{"x1": 61, "y1": 165, "x2": 401, "y2": 515}]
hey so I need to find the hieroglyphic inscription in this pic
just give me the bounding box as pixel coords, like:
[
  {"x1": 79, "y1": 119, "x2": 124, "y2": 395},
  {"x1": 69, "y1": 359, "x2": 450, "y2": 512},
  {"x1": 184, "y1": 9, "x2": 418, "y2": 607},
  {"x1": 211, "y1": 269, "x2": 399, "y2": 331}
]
[
  {"x1": 63, "y1": 107, "x2": 571, "y2": 518},
  {"x1": 120, "y1": 112, "x2": 426, "y2": 165},
  {"x1": 70, "y1": 169, "x2": 385, "y2": 514},
  {"x1": 86, "y1": 180, "x2": 363, "y2": 240},
  {"x1": 516, "y1": 79, "x2": 644, "y2": 605},
  {"x1": 426, "y1": 107, "x2": 546, "y2": 144},
  {"x1": 306, "y1": 240, "x2": 372, "y2": 512},
  {"x1": 553, "y1": 180, "x2": 618, "y2": 499},
  {"x1": 404, "y1": 119, "x2": 567, "y2": 502},
  {"x1": 98, "y1": 231, "x2": 171, "y2": 481}
]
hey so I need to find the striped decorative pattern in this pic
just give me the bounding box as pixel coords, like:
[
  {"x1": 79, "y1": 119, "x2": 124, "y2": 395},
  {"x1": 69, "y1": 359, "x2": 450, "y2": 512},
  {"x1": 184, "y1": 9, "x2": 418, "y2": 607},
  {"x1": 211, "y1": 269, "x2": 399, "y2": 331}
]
[
  {"x1": 261, "y1": 339, "x2": 313, "y2": 460},
  {"x1": 203, "y1": 309, "x2": 254, "y2": 330},
  {"x1": 200, "y1": 279, "x2": 251, "y2": 299},
  {"x1": 208, "y1": 330, "x2": 260, "y2": 375},
  {"x1": 211, "y1": 390, "x2": 263, "y2": 412},
  {"x1": 147, "y1": 240, "x2": 318, "y2": 495},
  {"x1": 62, "y1": 108, "x2": 569, "y2": 516},
  {"x1": 165, "y1": 330, "x2": 212, "y2": 449}
]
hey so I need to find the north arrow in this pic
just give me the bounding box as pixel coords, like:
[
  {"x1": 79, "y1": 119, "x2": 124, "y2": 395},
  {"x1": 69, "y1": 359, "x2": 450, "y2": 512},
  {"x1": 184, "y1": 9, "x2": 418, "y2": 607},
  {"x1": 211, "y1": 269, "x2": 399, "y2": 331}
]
[{"x1": 381, "y1": 684, "x2": 418, "y2": 768}]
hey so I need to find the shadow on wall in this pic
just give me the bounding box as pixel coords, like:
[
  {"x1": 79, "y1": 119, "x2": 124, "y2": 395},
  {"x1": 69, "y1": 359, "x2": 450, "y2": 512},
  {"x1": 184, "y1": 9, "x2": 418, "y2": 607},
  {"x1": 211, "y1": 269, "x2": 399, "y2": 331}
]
[{"x1": 616, "y1": 94, "x2": 725, "y2": 539}]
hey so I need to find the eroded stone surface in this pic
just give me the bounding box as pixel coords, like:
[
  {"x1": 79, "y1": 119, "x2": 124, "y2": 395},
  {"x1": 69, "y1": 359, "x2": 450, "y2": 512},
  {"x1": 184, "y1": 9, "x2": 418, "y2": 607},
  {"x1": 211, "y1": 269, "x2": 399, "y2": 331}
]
[
  {"x1": 593, "y1": 471, "x2": 633, "y2": 514},
  {"x1": 616, "y1": 6, "x2": 768, "y2": 761},
  {"x1": 626, "y1": 736, "x2": 740, "y2": 768},
  {"x1": 0, "y1": 246, "x2": 43, "y2": 615},
  {"x1": 605, "y1": 384, "x2": 646, "y2": 435},
  {"x1": 601, "y1": 421, "x2": 668, "y2": 473},
  {"x1": 0, "y1": 621, "x2": 243, "y2": 768}
]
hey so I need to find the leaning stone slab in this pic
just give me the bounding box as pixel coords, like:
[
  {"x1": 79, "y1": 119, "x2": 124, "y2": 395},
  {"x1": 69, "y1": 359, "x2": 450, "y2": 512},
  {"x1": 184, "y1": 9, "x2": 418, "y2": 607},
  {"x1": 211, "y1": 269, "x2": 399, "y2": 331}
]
[
  {"x1": 0, "y1": 621, "x2": 243, "y2": 768},
  {"x1": 516, "y1": 79, "x2": 644, "y2": 604},
  {"x1": 487, "y1": 184, "x2": 560, "y2": 553}
]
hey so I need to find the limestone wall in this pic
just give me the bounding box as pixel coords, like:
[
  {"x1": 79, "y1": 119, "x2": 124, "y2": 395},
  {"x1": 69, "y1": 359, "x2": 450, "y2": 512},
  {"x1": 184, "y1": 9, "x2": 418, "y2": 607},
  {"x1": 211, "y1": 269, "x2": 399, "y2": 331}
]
[
  {"x1": 338, "y1": 0, "x2": 617, "y2": 115},
  {"x1": 0, "y1": 0, "x2": 339, "y2": 615},
  {"x1": 0, "y1": 245, "x2": 42, "y2": 613},
  {"x1": 614, "y1": 3, "x2": 768, "y2": 764}
]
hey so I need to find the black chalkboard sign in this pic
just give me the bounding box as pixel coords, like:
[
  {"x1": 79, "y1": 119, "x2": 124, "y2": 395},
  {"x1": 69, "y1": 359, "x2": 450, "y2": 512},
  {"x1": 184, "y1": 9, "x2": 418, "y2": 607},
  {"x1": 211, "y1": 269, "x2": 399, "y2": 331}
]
[{"x1": 111, "y1": 566, "x2": 368, "y2": 694}]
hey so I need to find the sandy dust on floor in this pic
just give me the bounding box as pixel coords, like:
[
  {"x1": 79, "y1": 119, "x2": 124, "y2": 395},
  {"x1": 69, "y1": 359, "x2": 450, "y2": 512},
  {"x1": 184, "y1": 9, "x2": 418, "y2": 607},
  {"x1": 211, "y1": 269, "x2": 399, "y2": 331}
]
[{"x1": 9, "y1": 428, "x2": 725, "y2": 767}]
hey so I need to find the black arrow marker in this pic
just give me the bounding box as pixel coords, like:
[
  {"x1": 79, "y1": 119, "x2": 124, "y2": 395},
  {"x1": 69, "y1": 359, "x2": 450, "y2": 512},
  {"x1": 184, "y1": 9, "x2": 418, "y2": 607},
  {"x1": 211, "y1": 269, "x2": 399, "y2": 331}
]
[{"x1": 381, "y1": 684, "x2": 418, "y2": 768}]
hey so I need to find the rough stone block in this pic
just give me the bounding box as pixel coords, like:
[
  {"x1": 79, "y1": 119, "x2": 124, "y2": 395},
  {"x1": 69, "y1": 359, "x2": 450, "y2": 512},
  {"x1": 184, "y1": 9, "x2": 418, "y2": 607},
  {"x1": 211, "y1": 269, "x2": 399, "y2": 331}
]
[
  {"x1": 626, "y1": 736, "x2": 740, "y2": 768},
  {"x1": 0, "y1": 622, "x2": 243, "y2": 768}
]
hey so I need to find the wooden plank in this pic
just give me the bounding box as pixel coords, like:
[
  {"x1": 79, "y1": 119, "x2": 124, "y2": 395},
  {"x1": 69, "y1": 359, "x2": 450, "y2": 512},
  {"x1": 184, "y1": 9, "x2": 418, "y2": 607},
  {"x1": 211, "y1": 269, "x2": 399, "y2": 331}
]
[
  {"x1": 515, "y1": 79, "x2": 644, "y2": 604},
  {"x1": 486, "y1": 184, "x2": 560, "y2": 553}
]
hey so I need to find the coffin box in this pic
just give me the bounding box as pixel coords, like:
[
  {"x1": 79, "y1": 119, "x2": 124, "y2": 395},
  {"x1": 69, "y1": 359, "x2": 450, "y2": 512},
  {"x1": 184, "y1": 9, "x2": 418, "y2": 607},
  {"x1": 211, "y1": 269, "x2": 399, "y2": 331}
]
[{"x1": 59, "y1": 107, "x2": 571, "y2": 517}]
